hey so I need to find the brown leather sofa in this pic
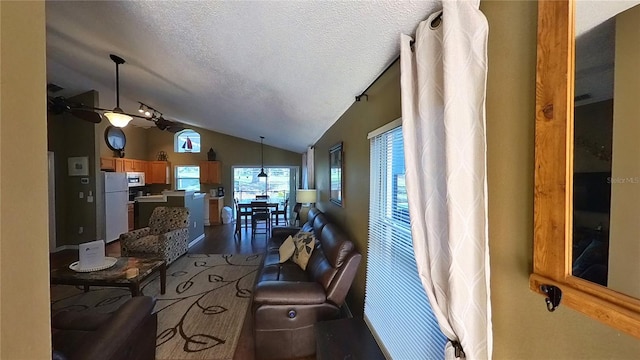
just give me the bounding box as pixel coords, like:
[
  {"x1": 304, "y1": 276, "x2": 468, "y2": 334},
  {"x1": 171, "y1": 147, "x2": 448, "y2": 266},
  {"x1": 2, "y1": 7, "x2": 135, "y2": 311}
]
[
  {"x1": 252, "y1": 207, "x2": 362, "y2": 359},
  {"x1": 52, "y1": 296, "x2": 157, "y2": 360}
]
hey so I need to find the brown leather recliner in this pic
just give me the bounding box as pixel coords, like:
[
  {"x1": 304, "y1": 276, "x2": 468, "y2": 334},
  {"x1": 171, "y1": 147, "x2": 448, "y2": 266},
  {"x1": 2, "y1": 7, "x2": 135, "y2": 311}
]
[
  {"x1": 52, "y1": 296, "x2": 157, "y2": 360},
  {"x1": 253, "y1": 208, "x2": 362, "y2": 359}
]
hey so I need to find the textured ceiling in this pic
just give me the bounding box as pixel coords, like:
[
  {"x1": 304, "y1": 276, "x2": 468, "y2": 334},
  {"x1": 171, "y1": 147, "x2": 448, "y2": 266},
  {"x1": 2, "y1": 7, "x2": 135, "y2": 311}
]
[
  {"x1": 575, "y1": 0, "x2": 639, "y2": 105},
  {"x1": 46, "y1": 1, "x2": 441, "y2": 153}
]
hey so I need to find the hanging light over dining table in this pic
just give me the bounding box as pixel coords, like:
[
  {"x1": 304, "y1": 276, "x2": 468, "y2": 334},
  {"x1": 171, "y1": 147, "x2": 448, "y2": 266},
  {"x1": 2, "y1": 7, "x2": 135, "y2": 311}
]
[{"x1": 258, "y1": 136, "x2": 267, "y2": 178}]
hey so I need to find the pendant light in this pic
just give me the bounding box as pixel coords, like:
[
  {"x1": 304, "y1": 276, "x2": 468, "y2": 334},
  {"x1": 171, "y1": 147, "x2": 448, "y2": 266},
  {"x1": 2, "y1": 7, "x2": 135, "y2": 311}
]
[
  {"x1": 104, "y1": 54, "x2": 133, "y2": 128},
  {"x1": 258, "y1": 136, "x2": 267, "y2": 178}
]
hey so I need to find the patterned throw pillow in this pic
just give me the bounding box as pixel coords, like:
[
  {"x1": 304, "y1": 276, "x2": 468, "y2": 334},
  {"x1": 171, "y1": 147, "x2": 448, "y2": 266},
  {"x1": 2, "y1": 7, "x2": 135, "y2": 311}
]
[
  {"x1": 279, "y1": 236, "x2": 296, "y2": 263},
  {"x1": 291, "y1": 231, "x2": 316, "y2": 270}
]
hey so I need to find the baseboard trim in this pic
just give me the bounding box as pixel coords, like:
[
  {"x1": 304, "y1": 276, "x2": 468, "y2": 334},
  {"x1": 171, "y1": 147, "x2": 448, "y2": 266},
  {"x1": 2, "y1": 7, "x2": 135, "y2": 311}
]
[
  {"x1": 188, "y1": 233, "x2": 205, "y2": 248},
  {"x1": 341, "y1": 302, "x2": 354, "y2": 318}
]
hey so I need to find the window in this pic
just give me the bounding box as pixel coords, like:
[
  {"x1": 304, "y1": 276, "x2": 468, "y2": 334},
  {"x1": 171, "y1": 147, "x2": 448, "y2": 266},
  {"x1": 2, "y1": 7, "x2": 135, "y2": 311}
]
[
  {"x1": 232, "y1": 167, "x2": 293, "y2": 205},
  {"x1": 365, "y1": 121, "x2": 446, "y2": 359},
  {"x1": 174, "y1": 129, "x2": 201, "y2": 153},
  {"x1": 175, "y1": 165, "x2": 200, "y2": 191}
]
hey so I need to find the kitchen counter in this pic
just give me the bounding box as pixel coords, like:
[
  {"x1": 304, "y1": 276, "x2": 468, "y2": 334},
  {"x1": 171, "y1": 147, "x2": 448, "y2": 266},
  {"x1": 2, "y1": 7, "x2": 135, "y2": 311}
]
[
  {"x1": 135, "y1": 191, "x2": 206, "y2": 246},
  {"x1": 135, "y1": 191, "x2": 205, "y2": 203}
]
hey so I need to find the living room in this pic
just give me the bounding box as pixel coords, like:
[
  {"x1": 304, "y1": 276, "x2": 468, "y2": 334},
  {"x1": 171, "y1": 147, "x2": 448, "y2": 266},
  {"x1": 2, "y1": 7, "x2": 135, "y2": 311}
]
[
  {"x1": 3, "y1": 1, "x2": 640, "y2": 360},
  {"x1": 48, "y1": 89, "x2": 302, "y2": 250}
]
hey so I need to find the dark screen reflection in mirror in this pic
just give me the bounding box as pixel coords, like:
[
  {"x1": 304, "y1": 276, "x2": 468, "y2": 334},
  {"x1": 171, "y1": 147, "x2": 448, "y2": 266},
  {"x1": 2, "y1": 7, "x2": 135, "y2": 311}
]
[{"x1": 573, "y1": 2, "x2": 640, "y2": 295}]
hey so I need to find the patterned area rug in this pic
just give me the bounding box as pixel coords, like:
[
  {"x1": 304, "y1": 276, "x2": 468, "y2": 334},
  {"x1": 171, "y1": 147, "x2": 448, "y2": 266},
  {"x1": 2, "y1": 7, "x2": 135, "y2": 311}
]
[{"x1": 51, "y1": 253, "x2": 263, "y2": 360}]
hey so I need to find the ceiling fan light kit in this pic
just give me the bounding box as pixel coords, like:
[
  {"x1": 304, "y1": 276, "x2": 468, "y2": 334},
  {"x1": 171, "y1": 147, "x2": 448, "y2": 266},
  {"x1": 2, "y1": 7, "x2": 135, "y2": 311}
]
[
  {"x1": 104, "y1": 108, "x2": 132, "y2": 128},
  {"x1": 106, "y1": 54, "x2": 132, "y2": 128}
]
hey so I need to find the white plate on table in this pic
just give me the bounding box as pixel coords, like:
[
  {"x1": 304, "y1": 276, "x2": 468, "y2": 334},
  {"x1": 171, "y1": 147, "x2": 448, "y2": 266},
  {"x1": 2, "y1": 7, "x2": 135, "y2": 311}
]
[{"x1": 69, "y1": 257, "x2": 118, "y2": 272}]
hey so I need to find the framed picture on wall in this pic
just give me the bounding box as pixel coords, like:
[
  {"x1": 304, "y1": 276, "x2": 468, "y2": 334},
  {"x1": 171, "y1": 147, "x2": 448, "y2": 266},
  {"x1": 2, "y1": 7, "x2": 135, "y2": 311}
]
[
  {"x1": 67, "y1": 156, "x2": 89, "y2": 176},
  {"x1": 329, "y1": 142, "x2": 344, "y2": 206}
]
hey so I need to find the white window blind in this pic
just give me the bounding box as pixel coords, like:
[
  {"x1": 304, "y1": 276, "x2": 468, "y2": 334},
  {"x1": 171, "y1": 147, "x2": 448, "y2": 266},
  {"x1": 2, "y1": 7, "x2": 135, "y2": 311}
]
[{"x1": 365, "y1": 123, "x2": 446, "y2": 359}]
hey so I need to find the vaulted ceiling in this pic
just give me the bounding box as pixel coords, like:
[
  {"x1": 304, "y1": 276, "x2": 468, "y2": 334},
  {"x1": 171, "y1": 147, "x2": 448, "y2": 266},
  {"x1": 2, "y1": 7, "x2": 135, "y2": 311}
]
[{"x1": 46, "y1": 1, "x2": 441, "y2": 153}]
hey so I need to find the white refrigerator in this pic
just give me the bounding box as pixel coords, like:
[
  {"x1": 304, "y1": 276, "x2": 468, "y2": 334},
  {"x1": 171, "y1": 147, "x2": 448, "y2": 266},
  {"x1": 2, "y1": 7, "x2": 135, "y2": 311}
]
[{"x1": 102, "y1": 172, "x2": 129, "y2": 243}]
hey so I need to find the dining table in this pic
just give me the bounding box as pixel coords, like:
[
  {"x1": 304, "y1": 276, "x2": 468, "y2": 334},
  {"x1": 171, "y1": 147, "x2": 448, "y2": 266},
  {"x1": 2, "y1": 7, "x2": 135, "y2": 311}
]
[{"x1": 236, "y1": 199, "x2": 281, "y2": 226}]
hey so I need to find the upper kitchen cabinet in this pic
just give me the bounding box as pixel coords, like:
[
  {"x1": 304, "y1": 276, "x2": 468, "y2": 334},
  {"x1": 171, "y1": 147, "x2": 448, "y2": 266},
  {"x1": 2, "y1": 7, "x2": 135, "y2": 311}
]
[
  {"x1": 124, "y1": 159, "x2": 147, "y2": 173},
  {"x1": 147, "y1": 161, "x2": 171, "y2": 184},
  {"x1": 100, "y1": 157, "x2": 125, "y2": 172},
  {"x1": 200, "y1": 161, "x2": 221, "y2": 184},
  {"x1": 100, "y1": 157, "x2": 116, "y2": 171}
]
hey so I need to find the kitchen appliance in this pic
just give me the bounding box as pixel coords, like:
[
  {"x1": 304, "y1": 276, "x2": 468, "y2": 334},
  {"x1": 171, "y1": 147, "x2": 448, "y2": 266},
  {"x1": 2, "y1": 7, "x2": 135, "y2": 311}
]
[
  {"x1": 102, "y1": 172, "x2": 128, "y2": 243},
  {"x1": 129, "y1": 186, "x2": 149, "y2": 201},
  {"x1": 126, "y1": 171, "x2": 145, "y2": 187},
  {"x1": 217, "y1": 187, "x2": 224, "y2": 197}
]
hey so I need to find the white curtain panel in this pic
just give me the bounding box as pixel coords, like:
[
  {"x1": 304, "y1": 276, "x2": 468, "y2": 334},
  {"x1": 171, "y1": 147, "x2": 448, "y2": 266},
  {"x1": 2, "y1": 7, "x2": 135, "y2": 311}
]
[
  {"x1": 400, "y1": 1, "x2": 491, "y2": 359},
  {"x1": 307, "y1": 146, "x2": 315, "y2": 188},
  {"x1": 302, "y1": 152, "x2": 308, "y2": 188},
  {"x1": 301, "y1": 146, "x2": 315, "y2": 190}
]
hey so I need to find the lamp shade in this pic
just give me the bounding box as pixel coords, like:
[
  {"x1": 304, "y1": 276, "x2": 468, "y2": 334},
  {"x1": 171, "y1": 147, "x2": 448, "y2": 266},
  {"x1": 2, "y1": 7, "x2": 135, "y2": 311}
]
[
  {"x1": 104, "y1": 109, "x2": 132, "y2": 128},
  {"x1": 296, "y1": 189, "x2": 317, "y2": 204}
]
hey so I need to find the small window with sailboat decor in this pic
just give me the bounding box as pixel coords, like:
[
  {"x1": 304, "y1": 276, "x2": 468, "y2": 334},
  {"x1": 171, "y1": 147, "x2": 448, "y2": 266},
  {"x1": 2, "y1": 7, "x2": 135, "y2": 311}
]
[{"x1": 174, "y1": 129, "x2": 201, "y2": 153}]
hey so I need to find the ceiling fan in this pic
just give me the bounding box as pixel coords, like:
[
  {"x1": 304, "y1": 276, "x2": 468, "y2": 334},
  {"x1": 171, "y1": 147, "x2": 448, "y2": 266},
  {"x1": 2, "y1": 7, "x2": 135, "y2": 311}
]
[
  {"x1": 48, "y1": 95, "x2": 186, "y2": 132},
  {"x1": 47, "y1": 54, "x2": 188, "y2": 132}
]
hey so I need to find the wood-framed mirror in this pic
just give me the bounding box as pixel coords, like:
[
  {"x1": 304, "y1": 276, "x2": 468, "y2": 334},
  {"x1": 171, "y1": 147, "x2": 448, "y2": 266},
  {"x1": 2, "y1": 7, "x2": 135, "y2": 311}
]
[{"x1": 531, "y1": 0, "x2": 640, "y2": 338}]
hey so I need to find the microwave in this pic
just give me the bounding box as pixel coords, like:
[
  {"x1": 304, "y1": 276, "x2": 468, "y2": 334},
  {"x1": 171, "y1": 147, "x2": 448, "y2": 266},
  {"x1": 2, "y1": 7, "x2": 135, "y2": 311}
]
[{"x1": 126, "y1": 172, "x2": 145, "y2": 187}]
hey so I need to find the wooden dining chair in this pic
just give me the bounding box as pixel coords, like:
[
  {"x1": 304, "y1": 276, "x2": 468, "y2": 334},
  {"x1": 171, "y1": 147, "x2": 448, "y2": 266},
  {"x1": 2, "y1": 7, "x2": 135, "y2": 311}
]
[
  {"x1": 271, "y1": 198, "x2": 289, "y2": 226},
  {"x1": 234, "y1": 199, "x2": 242, "y2": 240},
  {"x1": 235, "y1": 198, "x2": 252, "y2": 228},
  {"x1": 251, "y1": 201, "x2": 271, "y2": 239}
]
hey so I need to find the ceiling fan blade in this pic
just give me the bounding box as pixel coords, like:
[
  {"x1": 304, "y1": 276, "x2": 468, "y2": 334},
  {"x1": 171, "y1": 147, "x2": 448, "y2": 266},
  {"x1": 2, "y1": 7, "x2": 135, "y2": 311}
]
[
  {"x1": 155, "y1": 116, "x2": 185, "y2": 132},
  {"x1": 70, "y1": 109, "x2": 103, "y2": 124},
  {"x1": 48, "y1": 96, "x2": 70, "y2": 115},
  {"x1": 48, "y1": 96, "x2": 103, "y2": 124},
  {"x1": 165, "y1": 124, "x2": 186, "y2": 133}
]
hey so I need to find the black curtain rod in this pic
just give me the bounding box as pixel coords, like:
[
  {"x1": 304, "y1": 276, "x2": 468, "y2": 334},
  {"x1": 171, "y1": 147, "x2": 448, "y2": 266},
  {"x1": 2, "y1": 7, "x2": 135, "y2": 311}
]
[
  {"x1": 355, "y1": 56, "x2": 400, "y2": 102},
  {"x1": 355, "y1": 12, "x2": 442, "y2": 102}
]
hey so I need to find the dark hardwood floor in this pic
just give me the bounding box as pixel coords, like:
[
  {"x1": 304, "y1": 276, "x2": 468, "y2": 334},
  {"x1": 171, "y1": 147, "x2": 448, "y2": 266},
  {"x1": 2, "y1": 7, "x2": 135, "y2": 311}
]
[{"x1": 189, "y1": 223, "x2": 269, "y2": 255}]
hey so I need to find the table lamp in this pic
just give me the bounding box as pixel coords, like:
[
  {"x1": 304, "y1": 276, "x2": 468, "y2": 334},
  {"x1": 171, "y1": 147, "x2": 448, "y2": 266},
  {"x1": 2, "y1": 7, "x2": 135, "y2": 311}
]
[{"x1": 296, "y1": 189, "x2": 317, "y2": 224}]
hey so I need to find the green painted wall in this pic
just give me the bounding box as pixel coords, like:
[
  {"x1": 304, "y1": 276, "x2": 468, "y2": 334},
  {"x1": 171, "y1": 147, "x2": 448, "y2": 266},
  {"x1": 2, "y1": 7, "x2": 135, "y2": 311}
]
[
  {"x1": 314, "y1": 61, "x2": 401, "y2": 317},
  {"x1": 145, "y1": 125, "x2": 302, "y2": 207},
  {"x1": 314, "y1": 1, "x2": 640, "y2": 357},
  {"x1": 97, "y1": 120, "x2": 149, "y2": 160},
  {"x1": 47, "y1": 91, "x2": 99, "y2": 246}
]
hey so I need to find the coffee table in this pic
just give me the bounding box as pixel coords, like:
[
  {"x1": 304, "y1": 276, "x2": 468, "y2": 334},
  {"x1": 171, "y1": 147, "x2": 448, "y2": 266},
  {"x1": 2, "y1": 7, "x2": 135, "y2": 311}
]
[{"x1": 50, "y1": 257, "x2": 166, "y2": 297}]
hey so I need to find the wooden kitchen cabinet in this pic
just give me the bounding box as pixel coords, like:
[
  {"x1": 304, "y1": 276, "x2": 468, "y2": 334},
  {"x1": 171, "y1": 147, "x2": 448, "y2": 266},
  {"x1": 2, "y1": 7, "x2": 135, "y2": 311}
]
[
  {"x1": 134, "y1": 160, "x2": 147, "y2": 172},
  {"x1": 209, "y1": 197, "x2": 224, "y2": 225},
  {"x1": 114, "y1": 158, "x2": 125, "y2": 172},
  {"x1": 124, "y1": 159, "x2": 135, "y2": 172},
  {"x1": 200, "y1": 161, "x2": 221, "y2": 184},
  {"x1": 147, "y1": 161, "x2": 171, "y2": 184},
  {"x1": 100, "y1": 157, "x2": 115, "y2": 171},
  {"x1": 101, "y1": 157, "x2": 126, "y2": 172},
  {"x1": 124, "y1": 159, "x2": 147, "y2": 173},
  {"x1": 127, "y1": 203, "x2": 135, "y2": 231}
]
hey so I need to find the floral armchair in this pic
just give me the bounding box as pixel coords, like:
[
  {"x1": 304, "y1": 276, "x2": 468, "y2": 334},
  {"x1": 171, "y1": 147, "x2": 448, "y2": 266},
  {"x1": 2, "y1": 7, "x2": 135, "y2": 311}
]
[{"x1": 120, "y1": 206, "x2": 190, "y2": 265}]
